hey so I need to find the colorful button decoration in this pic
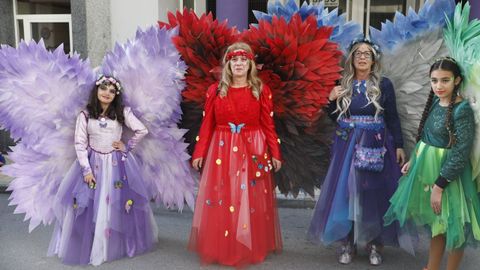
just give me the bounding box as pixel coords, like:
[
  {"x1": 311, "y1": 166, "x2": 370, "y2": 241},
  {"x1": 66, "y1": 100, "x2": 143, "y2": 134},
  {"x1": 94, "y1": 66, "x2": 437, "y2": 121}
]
[
  {"x1": 229, "y1": 206, "x2": 235, "y2": 212},
  {"x1": 73, "y1": 198, "x2": 78, "y2": 209},
  {"x1": 195, "y1": 136, "x2": 200, "y2": 142},
  {"x1": 225, "y1": 230, "x2": 229, "y2": 237},
  {"x1": 216, "y1": 159, "x2": 222, "y2": 165},
  {"x1": 233, "y1": 146, "x2": 238, "y2": 152},
  {"x1": 114, "y1": 181, "x2": 123, "y2": 189}
]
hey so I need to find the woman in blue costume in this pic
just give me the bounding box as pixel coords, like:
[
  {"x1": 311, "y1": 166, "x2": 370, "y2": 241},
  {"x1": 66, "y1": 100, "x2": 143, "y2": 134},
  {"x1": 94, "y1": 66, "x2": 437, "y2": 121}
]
[
  {"x1": 384, "y1": 58, "x2": 480, "y2": 270},
  {"x1": 308, "y1": 39, "x2": 406, "y2": 265}
]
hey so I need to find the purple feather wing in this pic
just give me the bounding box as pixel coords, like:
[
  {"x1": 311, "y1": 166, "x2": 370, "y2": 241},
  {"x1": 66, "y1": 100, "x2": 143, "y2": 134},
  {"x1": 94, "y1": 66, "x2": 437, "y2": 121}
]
[
  {"x1": 100, "y1": 26, "x2": 196, "y2": 211},
  {"x1": 0, "y1": 40, "x2": 95, "y2": 232}
]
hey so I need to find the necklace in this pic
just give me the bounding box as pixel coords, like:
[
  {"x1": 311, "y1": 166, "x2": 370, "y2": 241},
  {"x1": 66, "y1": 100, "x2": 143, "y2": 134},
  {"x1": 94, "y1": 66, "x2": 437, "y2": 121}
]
[{"x1": 99, "y1": 116, "x2": 107, "y2": 128}]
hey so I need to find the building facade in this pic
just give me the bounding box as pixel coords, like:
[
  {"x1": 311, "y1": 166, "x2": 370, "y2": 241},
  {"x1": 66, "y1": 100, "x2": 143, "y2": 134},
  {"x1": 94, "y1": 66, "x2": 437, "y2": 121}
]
[{"x1": 0, "y1": 0, "x2": 477, "y2": 65}]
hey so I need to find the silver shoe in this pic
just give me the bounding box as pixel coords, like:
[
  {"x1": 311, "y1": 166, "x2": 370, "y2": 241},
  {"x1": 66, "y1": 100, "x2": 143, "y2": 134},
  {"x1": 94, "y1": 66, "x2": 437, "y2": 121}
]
[
  {"x1": 369, "y1": 244, "x2": 383, "y2": 266},
  {"x1": 338, "y1": 244, "x2": 354, "y2": 265}
]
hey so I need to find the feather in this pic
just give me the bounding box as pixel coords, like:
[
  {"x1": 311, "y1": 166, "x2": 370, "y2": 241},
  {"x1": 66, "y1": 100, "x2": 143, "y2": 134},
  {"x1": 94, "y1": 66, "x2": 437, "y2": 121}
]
[
  {"x1": 242, "y1": 14, "x2": 342, "y2": 196},
  {"x1": 371, "y1": 0, "x2": 455, "y2": 154},
  {"x1": 444, "y1": 2, "x2": 480, "y2": 183},
  {"x1": 370, "y1": 0, "x2": 455, "y2": 51},
  {"x1": 0, "y1": 40, "x2": 95, "y2": 232},
  {"x1": 159, "y1": 9, "x2": 239, "y2": 154},
  {"x1": 252, "y1": 0, "x2": 362, "y2": 52},
  {"x1": 100, "y1": 26, "x2": 196, "y2": 210}
]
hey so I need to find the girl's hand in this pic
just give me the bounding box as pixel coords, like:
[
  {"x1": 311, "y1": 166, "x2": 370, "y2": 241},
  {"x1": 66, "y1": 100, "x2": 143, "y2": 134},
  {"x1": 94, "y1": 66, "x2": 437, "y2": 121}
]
[
  {"x1": 430, "y1": 185, "x2": 443, "y2": 215},
  {"x1": 328, "y1": 85, "x2": 343, "y2": 101},
  {"x1": 396, "y1": 148, "x2": 406, "y2": 167},
  {"x1": 272, "y1": 158, "x2": 282, "y2": 172},
  {"x1": 192, "y1": 158, "x2": 204, "y2": 171},
  {"x1": 112, "y1": 141, "x2": 126, "y2": 152},
  {"x1": 400, "y1": 161, "x2": 410, "y2": 174},
  {"x1": 84, "y1": 173, "x2": 96, "y2": 188}
]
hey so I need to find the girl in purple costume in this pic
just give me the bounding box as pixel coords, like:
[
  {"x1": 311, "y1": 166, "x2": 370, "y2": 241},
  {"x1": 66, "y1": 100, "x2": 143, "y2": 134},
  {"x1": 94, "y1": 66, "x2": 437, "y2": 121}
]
[{"x1": 48, "y1": 75, "x2": 158, "y2": 265}]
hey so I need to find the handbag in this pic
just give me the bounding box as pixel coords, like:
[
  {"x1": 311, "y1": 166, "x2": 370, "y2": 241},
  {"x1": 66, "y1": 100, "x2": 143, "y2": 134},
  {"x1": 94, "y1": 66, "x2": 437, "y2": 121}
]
[{"x1": 353, "y1": 129, "x2": 387, "y2": 172}]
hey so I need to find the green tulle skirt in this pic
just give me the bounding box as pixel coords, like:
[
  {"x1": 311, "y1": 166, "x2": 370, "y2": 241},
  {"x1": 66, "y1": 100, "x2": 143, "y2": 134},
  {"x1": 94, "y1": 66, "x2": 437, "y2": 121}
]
[{"x1": 384, "y1": 141, "x2": 480, "y2": 250}]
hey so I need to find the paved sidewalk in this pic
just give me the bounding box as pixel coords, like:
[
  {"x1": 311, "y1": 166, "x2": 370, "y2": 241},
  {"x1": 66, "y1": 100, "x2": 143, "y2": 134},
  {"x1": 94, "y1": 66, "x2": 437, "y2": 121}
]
[{"x1": 1, "y1": 193, "x2": 480, "y2": 270}]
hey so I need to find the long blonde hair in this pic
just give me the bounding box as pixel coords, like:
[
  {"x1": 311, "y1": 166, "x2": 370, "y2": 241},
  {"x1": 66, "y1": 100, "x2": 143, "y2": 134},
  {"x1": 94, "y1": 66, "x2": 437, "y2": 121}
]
[
  {"x1": 335, "y1": 42, "x2": 383, "y2": 120},
  {"x1": 218, "y1": 42, "x2": 262, "y2": 99}
]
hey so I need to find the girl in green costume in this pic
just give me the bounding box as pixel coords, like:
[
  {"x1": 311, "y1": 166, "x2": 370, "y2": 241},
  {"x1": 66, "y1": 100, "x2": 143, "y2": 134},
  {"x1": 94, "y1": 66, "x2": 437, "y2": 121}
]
[{"x1": 384, "y1": 58, "x2": 480, "y2": 270}]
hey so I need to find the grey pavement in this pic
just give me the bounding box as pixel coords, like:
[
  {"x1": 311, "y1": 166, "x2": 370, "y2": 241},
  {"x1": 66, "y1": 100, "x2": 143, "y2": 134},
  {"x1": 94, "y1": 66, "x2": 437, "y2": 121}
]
[{"x1": 1, "y1": 194, "x2": 479, "y2": 270}]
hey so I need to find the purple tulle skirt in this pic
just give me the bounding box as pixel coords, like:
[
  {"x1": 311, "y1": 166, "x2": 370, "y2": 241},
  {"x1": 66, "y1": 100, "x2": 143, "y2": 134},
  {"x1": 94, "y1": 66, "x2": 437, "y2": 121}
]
[
  {"x1": 308, "y1": 120, "x2": 410, "y2": 249},
  {"x1": 47, "y1": 150, "x2": 158, "y2": 265}
]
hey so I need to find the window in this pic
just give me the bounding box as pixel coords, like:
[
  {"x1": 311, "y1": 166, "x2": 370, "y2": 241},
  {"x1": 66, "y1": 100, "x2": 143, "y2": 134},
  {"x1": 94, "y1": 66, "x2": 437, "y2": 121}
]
[
  {"x1": 16, "y1": 0, "x2": 70, "y2": 14},
  {"x1": 13, "y1": 0, "x2": 72, "y2": 53},
  {"x1": 366, "y1": 0, "x2": 406, "y2": 31},
  {"x1": 302, "y1": 0, "x2": 347, "y2": 14}
]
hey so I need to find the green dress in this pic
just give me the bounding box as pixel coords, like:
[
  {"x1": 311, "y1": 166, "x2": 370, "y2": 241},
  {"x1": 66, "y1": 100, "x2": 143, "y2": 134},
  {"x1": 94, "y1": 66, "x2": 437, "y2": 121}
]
[{"x1": 384, "y1": 98, "x2": 480, "y2": 250}]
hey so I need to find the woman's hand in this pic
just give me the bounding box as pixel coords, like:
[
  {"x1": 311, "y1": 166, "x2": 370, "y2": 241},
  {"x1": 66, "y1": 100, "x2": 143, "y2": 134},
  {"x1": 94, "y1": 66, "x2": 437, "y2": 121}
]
[
  {"x1": 328, "y1": 86, "x2": 343, "y2": 101},
  {"x1": 430, "y1": 185, "x2": 443, "y2": 215},
  {"x1": 112, "y1": 141, "x2": 126, "y2": 152},
  {"x1": 272, "y1": 158, "x2": 282, "y2": 172},
  {"x1": 396, "y1": 148, "x2": 406, "y2": 167},
  {"x1": 400, "y1": 161, "x2": 410, "y2": 174},
  {"x1": 192, "y1": 158, "x2": 204, "y2": 171},
  {"x1": 84, "y1": 173, "x2": 96, "y2": 188}
]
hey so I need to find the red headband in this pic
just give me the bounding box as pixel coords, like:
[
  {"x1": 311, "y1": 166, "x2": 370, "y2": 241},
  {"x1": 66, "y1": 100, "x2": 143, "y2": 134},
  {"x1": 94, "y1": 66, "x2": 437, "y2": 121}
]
[{"x1": 226, "y1": 50, "x2": 254, "y2": 61}]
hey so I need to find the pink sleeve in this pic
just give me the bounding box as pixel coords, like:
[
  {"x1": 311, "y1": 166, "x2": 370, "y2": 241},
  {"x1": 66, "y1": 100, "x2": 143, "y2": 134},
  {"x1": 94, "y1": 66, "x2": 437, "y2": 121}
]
[
  {"x1": 74, "y1": 112, "x2": 92, "y2": 176},
  {"x1": 123, "y1": 107, "x2": 148, "y2": 151}
]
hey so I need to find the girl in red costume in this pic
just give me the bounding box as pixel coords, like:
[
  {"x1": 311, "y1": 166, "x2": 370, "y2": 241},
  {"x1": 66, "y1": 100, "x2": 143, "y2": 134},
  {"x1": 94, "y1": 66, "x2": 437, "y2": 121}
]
[{"x1": 189, "y1": 42, "x2": 283, "y2": 266}]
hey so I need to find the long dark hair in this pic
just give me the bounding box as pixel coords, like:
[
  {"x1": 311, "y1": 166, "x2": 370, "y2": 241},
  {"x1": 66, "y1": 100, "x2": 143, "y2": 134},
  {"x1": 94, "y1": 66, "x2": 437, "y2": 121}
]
[
  {"x1": 86, "y1": 76, "x2": 125, "y2": 124},
  {"x1": 416, "y1": 58, "x2": 462, "y2": 147}
]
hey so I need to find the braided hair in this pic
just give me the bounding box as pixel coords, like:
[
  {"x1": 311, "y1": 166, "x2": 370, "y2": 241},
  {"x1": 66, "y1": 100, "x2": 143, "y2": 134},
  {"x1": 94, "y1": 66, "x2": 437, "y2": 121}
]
[{"x1": 416, "y1": 58, "x2": 462, "y2": 147}]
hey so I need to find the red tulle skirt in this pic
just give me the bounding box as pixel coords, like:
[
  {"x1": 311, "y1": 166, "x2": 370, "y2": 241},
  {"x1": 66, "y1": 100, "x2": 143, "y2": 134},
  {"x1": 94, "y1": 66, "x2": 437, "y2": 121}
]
[{"x1": 189, "y1": 126, "x2": 282, "y2": 266}]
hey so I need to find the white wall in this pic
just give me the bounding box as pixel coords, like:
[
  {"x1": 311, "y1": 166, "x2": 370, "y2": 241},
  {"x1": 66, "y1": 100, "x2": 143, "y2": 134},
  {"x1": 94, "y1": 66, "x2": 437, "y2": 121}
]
[
  {"x1": 158, "y1": 0, "x2": 180, "y2": 23},
  {"x1": 110, "y1": 0, "x2": 159, "y2": 47},
  {"x1": 195, "y1": 0, "x2": 206, "y2": 16}
]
